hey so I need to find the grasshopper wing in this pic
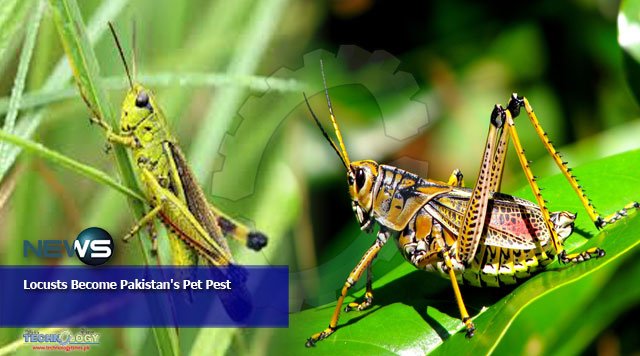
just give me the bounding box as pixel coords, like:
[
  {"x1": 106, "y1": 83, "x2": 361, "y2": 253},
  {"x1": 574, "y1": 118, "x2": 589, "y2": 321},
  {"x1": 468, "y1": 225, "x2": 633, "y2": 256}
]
[{"x1": 428, "y1": 189, "x2": 547, "y2": 250}]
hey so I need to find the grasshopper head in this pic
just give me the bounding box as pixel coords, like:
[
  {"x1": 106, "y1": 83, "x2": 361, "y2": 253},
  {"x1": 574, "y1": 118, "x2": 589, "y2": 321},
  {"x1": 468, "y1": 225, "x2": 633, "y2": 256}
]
[
  {"x1": 119, "y1": 84, "x2": 158, "y2": 133},
  {"x1": 108, "y1": 23, "x2": 163, "y2": 136},
  {"x1": 348, "y1": 160, "x2": 379, "y2": 231}
]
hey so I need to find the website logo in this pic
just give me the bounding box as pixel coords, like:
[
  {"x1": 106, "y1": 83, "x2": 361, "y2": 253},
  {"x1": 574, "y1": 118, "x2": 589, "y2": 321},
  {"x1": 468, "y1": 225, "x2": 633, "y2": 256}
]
[{"x1": 23, "y1": 328, "x2": 100, "y2": 352}]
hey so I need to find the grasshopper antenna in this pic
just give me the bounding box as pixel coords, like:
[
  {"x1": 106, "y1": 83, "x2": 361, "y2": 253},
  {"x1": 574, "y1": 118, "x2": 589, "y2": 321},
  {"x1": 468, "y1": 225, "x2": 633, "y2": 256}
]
[
  {"x1": 320, "y1": 60, "x2": 351, "y2": 168},
  {"x1": 131, "y1": 19, "x2": 137, "y2": 82},
  {"x1": 304, "y1": 92, "x2": 350, "y2": 171},
  {"x1": 108, "y1": 22, "x2": 134, "y2": 90}
]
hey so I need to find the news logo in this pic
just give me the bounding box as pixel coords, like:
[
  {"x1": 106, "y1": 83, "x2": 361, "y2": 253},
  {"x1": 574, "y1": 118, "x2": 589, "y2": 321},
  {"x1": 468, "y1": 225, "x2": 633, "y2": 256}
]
[
  {"x1": 74, "y1": 227, "x2": 114, "y2": 265},
  {"x1": 23, "y1": 227, "x2": 114, "y2": 266}
]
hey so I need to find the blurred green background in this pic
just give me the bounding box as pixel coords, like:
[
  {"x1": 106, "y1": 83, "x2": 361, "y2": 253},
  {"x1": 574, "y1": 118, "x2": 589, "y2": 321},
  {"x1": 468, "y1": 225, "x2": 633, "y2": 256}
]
[{"x1": 0, "y1": 0, "x2": 639, "y2": 355}]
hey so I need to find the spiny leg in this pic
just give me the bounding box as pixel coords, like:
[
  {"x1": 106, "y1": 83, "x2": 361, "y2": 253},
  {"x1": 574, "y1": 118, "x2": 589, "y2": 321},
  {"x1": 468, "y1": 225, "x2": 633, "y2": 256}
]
[
  {"x1": 456, "y1": 105, "x2": 509, "y2": 263},
  {"x1": 345, "y1": 257, "x2": 375, "y2": 312},
  {"x1": 305, "y1": 231, "x2": 388, "y2": 347},
  {"x1": 489, "y1": 105, "x2": 551, "y2": 260},
  {"x1": 489, "y1": 115, "x2": 510, "y2": 193},
  {"x1": 504, "y1": 96, "x2": 600, "y2": 263},
  {"x1": 511, "y1": 95, "x2": 639, "y2": 228}
]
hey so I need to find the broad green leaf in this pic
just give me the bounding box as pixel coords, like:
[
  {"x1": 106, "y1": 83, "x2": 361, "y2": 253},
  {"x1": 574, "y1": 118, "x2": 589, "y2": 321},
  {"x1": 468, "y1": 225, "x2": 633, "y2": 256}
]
[
  {"x1": 492, "y1": 245, "x2": 640, "y2": 355},
  {"x1": 275, "y1": 149, "x2": 640, "y2": 355}
]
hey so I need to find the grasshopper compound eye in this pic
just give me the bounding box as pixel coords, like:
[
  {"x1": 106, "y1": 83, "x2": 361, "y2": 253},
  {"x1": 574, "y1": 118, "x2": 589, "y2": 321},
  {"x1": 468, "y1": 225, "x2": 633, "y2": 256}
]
[
  {"x1": 135, "y1": 91, "x2": 150, "y2": 109},
  {"x1": 355, "y1": 168, "x2": 366, "y2": 190}
]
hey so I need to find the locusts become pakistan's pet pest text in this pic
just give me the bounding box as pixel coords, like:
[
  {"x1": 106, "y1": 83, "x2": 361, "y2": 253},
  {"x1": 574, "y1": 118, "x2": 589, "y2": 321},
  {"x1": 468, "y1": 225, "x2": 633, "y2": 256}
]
[
  {"x1": 76, "y1": 24, "x2": 268, "y2": 321},
  {"x1": 304, "y1": 62, "x2": 639, "y2": 346}
]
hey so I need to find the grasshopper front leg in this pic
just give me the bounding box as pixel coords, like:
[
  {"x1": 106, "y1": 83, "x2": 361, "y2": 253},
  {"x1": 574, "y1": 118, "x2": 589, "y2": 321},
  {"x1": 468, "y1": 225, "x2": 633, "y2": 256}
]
[
  {"x1": 87, "y1": 110, "x2": 139, "y2": 150},
  {"x1": 90, "y1": 118, "x2": 138, "y2": 149},
  {"x1": 344, "y1": 258, "x2": 374, "y2": 312},
  {"x1": 305, "y1": 230, "x2": 389, "y2": 347}
]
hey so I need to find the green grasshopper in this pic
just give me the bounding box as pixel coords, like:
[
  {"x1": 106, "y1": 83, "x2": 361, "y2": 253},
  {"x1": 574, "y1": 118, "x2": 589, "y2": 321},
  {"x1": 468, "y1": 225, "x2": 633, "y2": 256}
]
[{"x1": 78, "y1": 24, "x2": 268, "y2": 320}]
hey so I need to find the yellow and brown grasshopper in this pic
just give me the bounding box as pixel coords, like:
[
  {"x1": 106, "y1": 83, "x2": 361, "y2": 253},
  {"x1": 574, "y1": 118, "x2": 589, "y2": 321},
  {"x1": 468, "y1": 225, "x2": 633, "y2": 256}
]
[
  {"x1": 78, "y1": 24, "x2": 268, "y2": 320},
  {"x1": 303, "y1": 64, "x2": 639, "y2": 346}
]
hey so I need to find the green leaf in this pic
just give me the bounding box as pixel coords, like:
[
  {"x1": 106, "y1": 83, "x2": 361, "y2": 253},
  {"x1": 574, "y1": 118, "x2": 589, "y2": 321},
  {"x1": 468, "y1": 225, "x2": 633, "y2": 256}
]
[{"x1": 276, "y1": 149, "x2": 640, "y2": 355}]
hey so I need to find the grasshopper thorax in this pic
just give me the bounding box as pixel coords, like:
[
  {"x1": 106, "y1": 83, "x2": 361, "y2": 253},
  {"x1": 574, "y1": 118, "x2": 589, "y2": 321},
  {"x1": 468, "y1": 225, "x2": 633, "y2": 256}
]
[{"x1": 348, "y1": 160, "x2": 379, "y2": 231}]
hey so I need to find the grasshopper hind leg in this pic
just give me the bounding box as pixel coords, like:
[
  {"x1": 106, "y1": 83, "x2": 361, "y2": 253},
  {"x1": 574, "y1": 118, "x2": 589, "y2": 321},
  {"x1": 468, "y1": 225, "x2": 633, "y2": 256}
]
[
  {"x1": 505, "y1": 94, "x2": 639, "y2": 263},
  {"x1": 508, "y1": 95, "x2": 640, "y2": 230}
]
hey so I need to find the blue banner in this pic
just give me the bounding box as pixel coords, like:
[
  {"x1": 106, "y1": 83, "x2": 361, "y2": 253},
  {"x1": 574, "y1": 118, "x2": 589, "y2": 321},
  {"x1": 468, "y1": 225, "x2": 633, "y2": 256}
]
[{"x1": 0, "y1": 266, "x2": 288, "y2": 327}]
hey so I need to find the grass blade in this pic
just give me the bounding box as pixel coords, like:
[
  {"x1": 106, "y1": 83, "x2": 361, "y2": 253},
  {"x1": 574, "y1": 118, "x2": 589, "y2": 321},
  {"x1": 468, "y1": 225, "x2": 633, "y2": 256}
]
[
  {"x1": 0, "y1": 72, "x2": 303, "y2": 115},
  {"x1": 0, "y1": 0, "x2": 34, "y2": 69},
  {"x1": 0, "y1": 129, "x2": 142, "y2": 201},
  {"x1": 0, "y1": 0, "x2": 130, "y2": 184},
  {"x1": 0, "y1": 0, "x2": 44, "y2": 178},
  {"x1": 188, "y1": 0, "x2": 290, "y2": 181}
]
